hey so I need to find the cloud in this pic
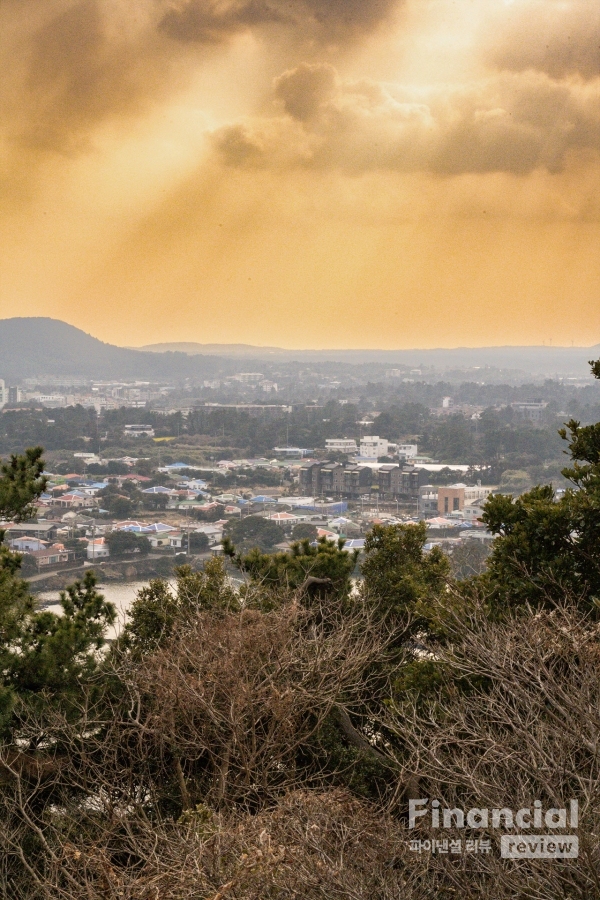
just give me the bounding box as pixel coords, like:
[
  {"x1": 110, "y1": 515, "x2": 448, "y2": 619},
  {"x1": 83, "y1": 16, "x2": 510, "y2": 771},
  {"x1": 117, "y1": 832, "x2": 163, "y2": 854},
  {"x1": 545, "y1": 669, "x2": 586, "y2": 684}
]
[
  {"x1": 274, "y1": 63, "x2": 337, "y2": 121},
  {"x1": 159, "y1": 0, "x2": 402, "y2": 45},
  {"x1": 0, "y1": 0, "x2": 176, "y2": 157},
  {"x1": 487, "y1": 0, "x2": 600, "y2": 80},
  {"x1": 212, "y1": 63, "x2": 600, "y2": 175}
]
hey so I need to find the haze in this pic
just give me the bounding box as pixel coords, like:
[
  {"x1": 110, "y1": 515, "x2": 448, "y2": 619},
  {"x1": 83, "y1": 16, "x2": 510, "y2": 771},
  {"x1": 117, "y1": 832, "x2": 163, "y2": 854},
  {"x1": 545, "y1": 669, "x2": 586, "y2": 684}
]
[{"x1": 1, "y1": 0, "x2": 599, "y2": 349}]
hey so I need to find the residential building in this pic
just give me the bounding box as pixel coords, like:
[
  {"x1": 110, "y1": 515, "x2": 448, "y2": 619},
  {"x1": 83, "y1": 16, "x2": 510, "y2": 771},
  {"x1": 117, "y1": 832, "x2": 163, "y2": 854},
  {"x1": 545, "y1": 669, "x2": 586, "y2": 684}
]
[
  {"x1": 511, "y1": 400, "x2": 548, "y2": 423},
  {"x1": 358, "y1": 436, "x2": 391, "y2": 459},
  {"x1": 299, "y1": 461, "x2": 323, "y2": 495},
  {"x1": 52, "y1": 491, "x2": 98, "y2": 509},
  {"x1": 5, "y1": 522, "x2": 59, "y2": 541},
  {"x1": 300, "y1": 461, "x2": 372, "y2": 499},
  {"x1": 87, "y1": 538, "x2": 110, "y2": 560},
  {"x1": 379, "y1": 465, "x2": 426, "y2": 499},
  {"x1": 30, "y1": 543, "x2": 71, "y2": 568},
  {"x1": 342, "y1": 464, "x2": 372, "y2": 498},
  {"x1": 418, "y1": 485, "x2": 439, "y2": 517},
  {"x1": 438, "y1": 485, "x2": 466, "y2": 515},
  {"x1": 397, "y1": 443, "x2": 418, "y2": 459},
  {"x1": 320, "y1": 463, "x2": 346, "y2": 496},
  {"x1": 124, "y1": 424, "x2": 155, "y2": 437},
  {"x1": 8, "y1": 537, "x2": 48, "y2": 553},
  {"x1": 463, "y1": 484, "x2": 496, "y2": 503},
  {"x1": 325, "y1": 438, "x2": 358, "y2": 455}
]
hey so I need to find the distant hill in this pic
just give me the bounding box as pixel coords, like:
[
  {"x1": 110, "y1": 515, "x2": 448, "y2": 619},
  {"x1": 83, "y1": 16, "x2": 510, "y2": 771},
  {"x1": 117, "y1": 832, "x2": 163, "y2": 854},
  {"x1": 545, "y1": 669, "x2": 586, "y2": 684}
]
[
  {"x1": 1, "y1": 318, "x2": 597, "y2": 382},
  {"x1": 140, "y1": 339, "x2": 600, "y2": 377},
  {"x1": 0, "y1": 318, "x2": 223, "y2": 381},
  {"x1": 140, "y1": 342, "x2": 286, "y2": 357}
]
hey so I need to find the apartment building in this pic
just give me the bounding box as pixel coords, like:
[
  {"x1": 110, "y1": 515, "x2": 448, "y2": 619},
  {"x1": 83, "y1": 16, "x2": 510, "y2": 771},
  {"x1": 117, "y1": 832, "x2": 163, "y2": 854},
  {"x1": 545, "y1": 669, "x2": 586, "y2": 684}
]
[{"x1": 378, "y1": 465, "x2": 424, "y2": 499}]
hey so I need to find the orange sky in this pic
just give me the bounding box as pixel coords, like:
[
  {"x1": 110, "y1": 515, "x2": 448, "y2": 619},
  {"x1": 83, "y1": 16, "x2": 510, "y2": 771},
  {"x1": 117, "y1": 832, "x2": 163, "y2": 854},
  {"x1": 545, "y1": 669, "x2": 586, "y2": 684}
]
[{"x1": 1, "y1": 0, "x2": 599, "y2": 349}]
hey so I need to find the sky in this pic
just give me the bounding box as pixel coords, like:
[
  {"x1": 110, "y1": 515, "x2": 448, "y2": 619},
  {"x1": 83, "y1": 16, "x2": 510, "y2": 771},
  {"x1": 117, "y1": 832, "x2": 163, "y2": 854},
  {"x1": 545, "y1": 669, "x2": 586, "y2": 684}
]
[{"x1": 1, "y1": 0, "x2": 599, "y2": 349}]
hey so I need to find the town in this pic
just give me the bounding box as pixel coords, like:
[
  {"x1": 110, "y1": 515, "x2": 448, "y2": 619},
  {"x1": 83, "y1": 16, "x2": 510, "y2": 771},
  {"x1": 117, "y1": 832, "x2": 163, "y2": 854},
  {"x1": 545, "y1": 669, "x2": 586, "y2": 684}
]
[{"x1": 3, "y1": 355, "x2": 596, "y2": 588}]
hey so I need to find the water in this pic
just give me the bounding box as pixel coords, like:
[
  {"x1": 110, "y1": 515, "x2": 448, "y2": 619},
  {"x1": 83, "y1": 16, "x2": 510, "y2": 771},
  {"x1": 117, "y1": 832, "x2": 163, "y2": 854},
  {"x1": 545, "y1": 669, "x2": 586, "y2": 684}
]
[{"x1": 37, "y1": 580, "x2": 175, "y2": 640}]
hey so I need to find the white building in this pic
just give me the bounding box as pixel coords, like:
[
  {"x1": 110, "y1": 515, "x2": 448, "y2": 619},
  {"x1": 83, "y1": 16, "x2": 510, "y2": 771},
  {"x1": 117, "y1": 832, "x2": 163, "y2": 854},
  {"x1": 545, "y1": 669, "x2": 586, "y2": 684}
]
[
  {"x1": 87, "y1": 538, "x2": 109, "y2": 559},
  {"x1": 359, "y1": 436, "x2": 395, "y2": 459},
  {"x1": 397, "y1": 443, "x2": 418, "y2": 459},
  {"x1": 325, "y1": 438, "x2": 358, "y2": 455},
  {"x1": 0, "y1": 380, "x2": 7, "y2": 409},
  {"x1": 124, "y1": 424, "x2": 155, "y2": 437}
]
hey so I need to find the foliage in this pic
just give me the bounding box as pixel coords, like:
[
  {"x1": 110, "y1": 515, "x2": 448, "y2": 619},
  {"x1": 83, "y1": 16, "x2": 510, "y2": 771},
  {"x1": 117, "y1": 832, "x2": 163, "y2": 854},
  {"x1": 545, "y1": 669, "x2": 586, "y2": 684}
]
[
  {"x1": 188, "y1": 531, "x2": 210, "y2": 553},
  {"x1": 121, "y1": 559, "x2": 240, "y2": 656},
  {"x1": 225, "y1": 514, "x2": 285, "y2": 551},
  {"x1": 360, "y1": 523, "x2": 450, "y2": 634},
  {"x1": 291, "y1": 522, "x2": 318, "y2": 542},
  {"x1": 105, "y1": 530, "x2": 151, "y2": 558},
  {"x1": 449, "y1": 539, "x2": 490, "y2": 579},
  {"x1": 223, "y1": 535, "x2": 358, "y2": 609},
  {"x1": 479, "y1": 359, "x2": 600, "y2": 612},
  {"x1": 0, "y1": 446, "x2": 46, "y2": 521}
]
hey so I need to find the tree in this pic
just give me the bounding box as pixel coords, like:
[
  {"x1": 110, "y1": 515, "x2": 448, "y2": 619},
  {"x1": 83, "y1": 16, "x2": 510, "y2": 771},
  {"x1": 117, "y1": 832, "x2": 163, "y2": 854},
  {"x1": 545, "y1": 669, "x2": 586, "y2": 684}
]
[
  {"x1": 0, "y1": 446, "x2": 46, "y2": 522},
  {"x1": 188, "y1": 531, "x2": 210, "y2": 553},
  {"x1": 106, "y1": 530, "x2": 151, "y2": 558},
  {"x1": 108, "y1": 495, "x2": 135, "y2": 519},
  {"x1": 224, "y1": 535, "x2": 359, "y2": 610},
  {"x1": 360, "y1": 523, "x2": 450, "y2": 634},
  {"x1": 449, "y1": 539, "x2": 490, "y2": 579},
  {"x1": 0, "y1": 448, "x2": 115, "y2": 739},
  {"x1": 142, "y1": 492, "x2": 169, "y2": 511},
  {"x1": 291, "y1": 522, "x2": 318, "y2": 542},
  {"x1": 225, "y1": 515, "x2": 285, "y2": 552},
  {"x1": 480, "y1": 362, "x2": 600, "y2": 612}
]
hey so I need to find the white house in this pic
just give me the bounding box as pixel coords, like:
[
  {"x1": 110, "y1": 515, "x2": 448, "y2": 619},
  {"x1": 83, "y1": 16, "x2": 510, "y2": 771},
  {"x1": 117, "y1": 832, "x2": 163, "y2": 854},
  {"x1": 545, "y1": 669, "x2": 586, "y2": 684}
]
[{"x1": 87, "y1": 538, "x2": 109, "y2": 559}]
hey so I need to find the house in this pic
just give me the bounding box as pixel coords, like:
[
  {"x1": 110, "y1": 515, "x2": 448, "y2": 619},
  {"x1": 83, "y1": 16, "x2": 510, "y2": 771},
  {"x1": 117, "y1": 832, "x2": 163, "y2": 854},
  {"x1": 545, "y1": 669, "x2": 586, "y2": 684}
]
[
  {"x1": 53, "y1": 491, "x2": 98, "y2": 509},
  {"x1": 142, "y1": 486, "x2": 176, "y2": 496},
  {"x1": 267, "y1": 511, "x2": 302, "y2": 526},
  {"x1": 87, "y1": 538, "x2": 109, "y2": 560},
  {"x1": 169, "y1": 533, "x2": 184, "y2": 549},
  {"x1": 9, "y1": 537, "x2": 48, "y2": 553},
  {"x1": 5, "y1": 521, "x2": 59, "y2": 541},
  {"x1": 30, "y1": 543, "x2": 71, "y2": 568},
  {"x1": 148, "y1": 534, "x2": 171, "y2": 549},
  {"x1": 192, "y1": 524, "x2": 224, "y2": 546}
]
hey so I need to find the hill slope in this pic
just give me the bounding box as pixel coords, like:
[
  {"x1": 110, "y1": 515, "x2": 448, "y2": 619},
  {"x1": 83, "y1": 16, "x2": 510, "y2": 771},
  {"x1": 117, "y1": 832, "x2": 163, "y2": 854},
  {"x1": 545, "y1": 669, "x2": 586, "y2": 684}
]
[{"x1": 0, "y1": 318, "x2": 223, "y2": 381}]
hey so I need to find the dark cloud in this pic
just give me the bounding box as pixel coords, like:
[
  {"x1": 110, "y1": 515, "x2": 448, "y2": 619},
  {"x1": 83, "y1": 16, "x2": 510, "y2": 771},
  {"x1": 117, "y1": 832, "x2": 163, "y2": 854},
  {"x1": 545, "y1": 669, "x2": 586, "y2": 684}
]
[
  {"x1": 159, "y1": 0, "x2": 401, "y2": 45},
  {"x1": 0, "y1": 0, "x2": 174, "y2": 155},
  {"x1": 213, "y1": 66, "x2": 600, "y2": 176},
  {"x1": 489, "y1": 0, "x2": 600, "y2": 80},
  {"x1": 274, "y1": 63, "x2": 337, "y2": 121},
  {"x1": 158, "y1": 0, "x2": 285, "y2": 44}
]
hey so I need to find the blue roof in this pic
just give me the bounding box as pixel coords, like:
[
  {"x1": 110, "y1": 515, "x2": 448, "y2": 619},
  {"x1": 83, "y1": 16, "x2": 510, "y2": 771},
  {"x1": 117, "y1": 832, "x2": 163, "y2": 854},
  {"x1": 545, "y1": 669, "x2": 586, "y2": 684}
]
[
  {"x1": 251, "y1": 495, "x2": 276, "y2": 503},
  {"x1": 343, "y1": 539, "x2": 365, "y2": 550},
  {"x1": 142, "y1": 486, "x2": 173, "y2": 494}
]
